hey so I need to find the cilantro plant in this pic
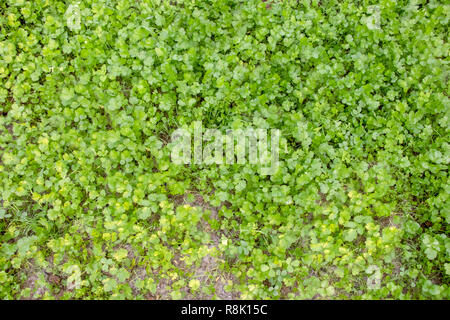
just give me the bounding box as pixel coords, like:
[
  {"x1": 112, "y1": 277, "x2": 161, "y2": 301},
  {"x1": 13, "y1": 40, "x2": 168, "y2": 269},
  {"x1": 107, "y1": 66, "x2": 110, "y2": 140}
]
[{"x1": 0, "y1": 0, "x2": 449, "y2": 299}]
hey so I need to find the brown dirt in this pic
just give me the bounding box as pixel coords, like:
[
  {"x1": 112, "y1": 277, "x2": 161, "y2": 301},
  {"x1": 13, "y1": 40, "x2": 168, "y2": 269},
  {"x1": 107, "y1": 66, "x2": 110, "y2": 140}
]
[{"x1": 177, "y1": 193, "x2": 240, "y2": 299}]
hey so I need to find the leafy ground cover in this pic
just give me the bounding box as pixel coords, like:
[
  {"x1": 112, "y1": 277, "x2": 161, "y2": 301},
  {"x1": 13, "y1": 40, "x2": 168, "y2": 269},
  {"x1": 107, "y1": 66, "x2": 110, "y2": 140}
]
[{"x1": 0, "y1": 0, "x2": 449, "y2": 299}]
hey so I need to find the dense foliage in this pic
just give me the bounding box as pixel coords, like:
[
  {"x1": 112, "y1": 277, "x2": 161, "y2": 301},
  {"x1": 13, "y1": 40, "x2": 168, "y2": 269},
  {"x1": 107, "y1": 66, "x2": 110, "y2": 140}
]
[{"x1": 0, "y1": 0, "x2": 449, "y2": 299}]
